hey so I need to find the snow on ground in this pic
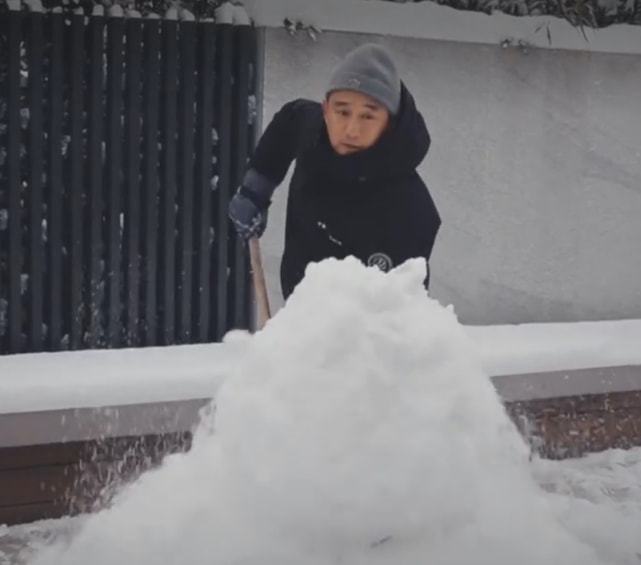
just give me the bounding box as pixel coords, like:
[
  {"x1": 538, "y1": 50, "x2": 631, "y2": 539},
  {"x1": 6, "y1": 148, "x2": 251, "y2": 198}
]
[
  {"x1": 532, "y1": 448, "x2": 641, "y2": 564},
  {"x1": 0, "y1": 518, "x2": 85, "y2": 565},
  {"x1": 4, "y1": 447, "x2": 641, "y2": 565},
  {"x1": 242, "y1": 0, "x2": 641, "y2": 55},
  {"x1": 8, "y1": 258, "x2": 640, "y2": 565}
]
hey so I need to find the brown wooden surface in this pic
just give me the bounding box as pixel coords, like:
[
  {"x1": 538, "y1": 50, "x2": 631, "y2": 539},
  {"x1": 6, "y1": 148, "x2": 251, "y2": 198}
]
[
  {"x1": 0, "y1": 500, "x2": 69, "y2": 526},
  {"x1": 0, "y1": 442, "x2": 86, "y2": 470},
  {"x1": 1, "y1": 434, "x2": 191, "y2": 469},
  {"x1": 505, "y1": 390, "x2": 641, "y2": 459},
  {"x1": 0, "y1": 465, "x2": 71, "y2": 506},
  {"x1": 0, "y1": 432, "x2": 191, "y2": 526}
]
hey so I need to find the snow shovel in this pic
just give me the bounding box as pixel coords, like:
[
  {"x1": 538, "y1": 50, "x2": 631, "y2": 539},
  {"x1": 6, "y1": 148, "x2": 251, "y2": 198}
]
[{"x1": 249, "y1": 237, "x2": 271, "y2": 330}]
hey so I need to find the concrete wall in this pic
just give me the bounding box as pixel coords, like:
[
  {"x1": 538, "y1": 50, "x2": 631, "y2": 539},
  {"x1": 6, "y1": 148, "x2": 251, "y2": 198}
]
[{"x1": 258, "y1": 29, "x2": 641, "y2": 324}]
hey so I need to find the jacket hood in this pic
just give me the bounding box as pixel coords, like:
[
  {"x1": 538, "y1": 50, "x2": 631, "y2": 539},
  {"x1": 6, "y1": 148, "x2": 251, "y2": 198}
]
[{"x1": 311, "y1": 82, "x2": 430, "y2": 185}]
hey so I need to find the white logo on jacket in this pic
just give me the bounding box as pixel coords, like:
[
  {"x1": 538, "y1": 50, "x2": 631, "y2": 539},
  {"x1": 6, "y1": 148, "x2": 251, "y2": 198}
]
[{"x1": 367, "y1": 253, "x2": 393, "y2": 272}]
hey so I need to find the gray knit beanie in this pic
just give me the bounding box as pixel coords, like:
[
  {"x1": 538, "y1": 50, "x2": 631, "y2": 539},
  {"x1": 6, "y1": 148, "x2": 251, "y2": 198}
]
[{"x1": 326, "y1": 43, "x2": 401, "y2": 115}]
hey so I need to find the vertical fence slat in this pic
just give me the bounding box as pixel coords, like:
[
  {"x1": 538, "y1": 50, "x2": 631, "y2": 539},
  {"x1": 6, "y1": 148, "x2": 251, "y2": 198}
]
[
  {"x1": 105, "y1": 15, "x2": 125, "y2": 347},
  {"x1": 124, "y1": 17, "x2": 143, "y2": 347},
  {"x1": 27, "y1": 11, "x2": 45, "y2": 351},
  {"x1": 160, "y1": 20, "x2": 178, "y2": 345},
  {"x1": 195, "y1": 23, "x2": 216, "y2": 343},
  {"x1": 213, "y1": 24, "x2": 233, "y2": 342},
  {"x1": 48, "y1": 12, "x2": 64, "y2": 350},
  {"x1": 230, "y1": 25, "x2": 252, "y2": 330},
  {"x1": 177, "y1": 21, "x2": 196, "y2": 343},
  {"x1": 68, "y1": 13, "x2": 85, "y2": 350},
  {"x1": 0, "y1": 15, "x2": 5, "y2": 354},
  {"x1": 87, "y1": 14, "x2": 105, "y2": 348},
  {"x1": 142, "y1": 19, "x2": 161, "y2": 347},
  {"x1": 7, "y1": 10, "x2": 23, "y2": 353}
]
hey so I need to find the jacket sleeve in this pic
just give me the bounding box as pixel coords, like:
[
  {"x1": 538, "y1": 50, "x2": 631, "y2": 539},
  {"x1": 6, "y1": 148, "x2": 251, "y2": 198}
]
[
  {"x1": 421, "y1": 192, "x2": 440, "y2": 290},
  {"x1": 407, "y1": 179, "x2": 440, "y2": 291},
  {"x1": 246, "y1": 99, "x2": 307, "y2": 189}
]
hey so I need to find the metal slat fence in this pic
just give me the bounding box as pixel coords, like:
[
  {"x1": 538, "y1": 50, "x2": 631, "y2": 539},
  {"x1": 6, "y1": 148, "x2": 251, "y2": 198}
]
[{"x1": 0, "y1": 9, "x2": 256, "y2": 354}]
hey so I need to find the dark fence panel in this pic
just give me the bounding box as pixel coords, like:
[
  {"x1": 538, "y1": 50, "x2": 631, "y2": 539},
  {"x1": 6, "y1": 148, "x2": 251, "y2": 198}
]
[
  {"x1": 177, "y1": 21, "x2": 196, "y2": 344},
  {"x1": 47, "y1": 13, "x2": 64, "y2": 350},
  {"x1": 6, "y1": 10, "x2": 23, "y2": 353},
  {"x1": 194, "y1": 23, "x2": 216, "y2": 343},
  {"x1": 105, "y1": 16, "x2": 125, "y2": 347},
  {"x1": 86, "y1": 14, "x2": 105, "y2": 348},
  {"x1": 141, "y1": 19, "x2": 161, "y2": 347},
  {"x1": 230, "y1": 25, "x2": 253, "y2": 330},
  {"x1": 159, "y1": 19, "x2": 178, "y2": 346},
  {"x1": 0, "y1": 12, "x2": 256, "y2": 355},
  {"x1": 27, "y1": 12, "x2": 45, "y2": 352},
  {"x1": 124, "y1": 18, "x2": 143, "y2": 347},
  {"x1": 213, "y1": 24, "x2": 233, "y2": 342},
  {"x1": 68, "y1": 13, "x2": 85, "y2": 350}
]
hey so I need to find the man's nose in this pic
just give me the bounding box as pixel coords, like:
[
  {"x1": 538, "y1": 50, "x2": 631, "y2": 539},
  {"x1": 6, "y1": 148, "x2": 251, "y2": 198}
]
[{"x1": 345, "y1": 117, "x2": 360, "y2": 138}]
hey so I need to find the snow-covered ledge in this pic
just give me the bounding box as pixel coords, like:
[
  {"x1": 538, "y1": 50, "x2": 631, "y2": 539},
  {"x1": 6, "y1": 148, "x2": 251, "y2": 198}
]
[
  {"x1": 465, "y1": 319, "x2": 641, "y2": 377},
  {"x1": 1, "y1": 319, "x2": 640, "y2": 450},
  {"x1": 242, "y1": 0, "x2": 641, "y2": 56},
  {"x1": 1, "y1": 320, "x2": 640, "y2": 411},
  {"x1": 0, "y1": 343, "x2": 229, "y2": 415},
  {"x1": 0, "y1": 344, "x2": 227, "y2": 448}
]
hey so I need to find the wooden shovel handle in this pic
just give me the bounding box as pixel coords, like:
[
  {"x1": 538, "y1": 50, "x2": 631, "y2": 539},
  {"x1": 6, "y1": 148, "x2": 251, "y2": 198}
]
[{"x1": 249, "y1": 237, "x2": 271, "y2": 330}]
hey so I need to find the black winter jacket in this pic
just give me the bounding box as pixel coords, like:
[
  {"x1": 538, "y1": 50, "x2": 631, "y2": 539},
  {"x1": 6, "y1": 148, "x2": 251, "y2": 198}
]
[{"x1": 249, "y1": 83, "x2": 441, "y2": 299}]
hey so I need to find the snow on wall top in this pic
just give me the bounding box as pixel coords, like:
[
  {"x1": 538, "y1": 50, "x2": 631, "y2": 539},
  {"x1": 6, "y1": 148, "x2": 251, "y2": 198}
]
[
  {"x1": 1, "y1": 318, "x2": 641, "y2": 414},
  {"x1": 242, "y1": 0, "x2": 641, "y2": 55}
]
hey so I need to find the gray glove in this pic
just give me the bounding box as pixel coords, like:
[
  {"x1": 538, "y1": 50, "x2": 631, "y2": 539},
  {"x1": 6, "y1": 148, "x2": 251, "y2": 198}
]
[
  {"x1": 228, "y1": 169, "x2": 275, "y2": 240},
  {"x1": 229, "y1": 188, "x2": 268, "y2": 240}
]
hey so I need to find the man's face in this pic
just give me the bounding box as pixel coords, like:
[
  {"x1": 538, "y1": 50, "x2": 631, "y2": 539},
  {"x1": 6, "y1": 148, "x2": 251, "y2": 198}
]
[{"x1": 322, "y1": 90, "x2": 391, "y2": 156}]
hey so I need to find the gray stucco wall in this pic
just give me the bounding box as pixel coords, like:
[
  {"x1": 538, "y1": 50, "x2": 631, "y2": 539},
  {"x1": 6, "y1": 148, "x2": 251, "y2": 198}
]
[{"x1": 258, "y1": 29, "x2": 641, "y2": 324}]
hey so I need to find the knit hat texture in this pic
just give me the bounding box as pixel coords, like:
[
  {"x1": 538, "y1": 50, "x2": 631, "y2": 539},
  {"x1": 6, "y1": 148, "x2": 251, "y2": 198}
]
[{"x1": 326, "y1": 43, "x2": 401, "y2": 115}]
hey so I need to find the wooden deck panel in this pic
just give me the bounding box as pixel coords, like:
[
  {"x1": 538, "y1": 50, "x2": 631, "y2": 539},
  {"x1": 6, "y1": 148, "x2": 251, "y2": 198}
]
[
  {"x1": 505, "y1": 391, "x2": 641, "y2": 459},
  {"x1": 0, "y1": 500, "x2": 69, "y2": 527},
  {"x1": 0, "y1": 433, "x2": 192, "y2": 526},
  {"x1": 0, "y1": 442, "x2": 86, "y2": 470}
]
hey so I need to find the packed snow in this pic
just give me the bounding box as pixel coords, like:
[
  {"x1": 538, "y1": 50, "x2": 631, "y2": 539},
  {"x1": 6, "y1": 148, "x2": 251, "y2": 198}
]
[{"x1": 10, "y1": 258, "x2": 640, "y2": 565}]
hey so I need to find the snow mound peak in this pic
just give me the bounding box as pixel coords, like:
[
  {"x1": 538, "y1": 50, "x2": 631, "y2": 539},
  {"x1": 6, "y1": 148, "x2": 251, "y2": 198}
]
[
  {"x1": 212, "y1": 257, "x2": 598, "y2": 563},
  {"x1": 217, "y1": 257, "x2": 524, "y2": 547}
]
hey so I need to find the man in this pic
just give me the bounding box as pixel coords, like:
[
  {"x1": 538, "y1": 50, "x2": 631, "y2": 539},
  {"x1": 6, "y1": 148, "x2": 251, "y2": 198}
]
[{"x1": 229, "y1": 43, "x2": 440, "y2": 299}]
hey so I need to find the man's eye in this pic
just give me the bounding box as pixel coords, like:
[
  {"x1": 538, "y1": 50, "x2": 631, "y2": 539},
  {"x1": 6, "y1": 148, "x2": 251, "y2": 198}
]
[{"x1": 362, "y1": 114, "x2": 374, "y2": 120}]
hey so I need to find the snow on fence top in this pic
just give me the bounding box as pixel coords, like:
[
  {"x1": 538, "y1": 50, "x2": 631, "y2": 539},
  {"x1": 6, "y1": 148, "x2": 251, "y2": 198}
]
[
  {"x1": 3, "y1": 0, "x2": 251, "y2": 24},
  {"x1": 242, "y1": 0, "x2": 641, "y2": 55}
]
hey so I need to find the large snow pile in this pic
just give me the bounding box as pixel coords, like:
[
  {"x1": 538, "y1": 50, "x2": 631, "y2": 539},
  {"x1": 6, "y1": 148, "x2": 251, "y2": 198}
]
[{"x1": 30, "y1": 258, "x2": 611, "y2": 564}]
